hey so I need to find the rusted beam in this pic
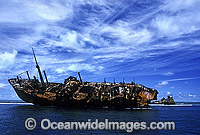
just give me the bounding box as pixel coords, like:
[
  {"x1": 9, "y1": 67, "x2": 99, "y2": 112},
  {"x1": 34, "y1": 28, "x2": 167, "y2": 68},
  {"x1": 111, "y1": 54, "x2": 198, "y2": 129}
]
[
  {"x1": 26, "y1": 71, "x2": 30, "y2": 81},
  {"x1": 43, "y1": 70, "x2": 49, "y2": 85}
]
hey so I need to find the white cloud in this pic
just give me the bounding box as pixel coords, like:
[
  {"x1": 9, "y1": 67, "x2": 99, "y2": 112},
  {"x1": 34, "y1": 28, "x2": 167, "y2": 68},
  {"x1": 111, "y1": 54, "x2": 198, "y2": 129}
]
[
  {"x1": 100, "y1": 24, "x2": 152, "y2": 45},
  {"x1": 188, "y1": 94, "x2": 196, "y2": 98},
  {"x1": 0, "y1": 83, "x2": 6, "y2": 88},
  {"x1": 55, "y1": 64, "x2": 104, "y2": 74},
  {"x1": 2, "y1": 0, "x2": 198, "y2": 73},
  {"x1": 152, "y1": 0, "x2": 200, "y2": 37},
  {"x1": 177, "y1": 92, "x2": 184, "y2": 98},
  {"x1": 152, "y1": 15, "x2": 179, "y2": 36},
  {"x1": 159, "y1": 81, "x2": 169, "y2": 86},
  {"x1": 58, "y1": 30, "x2": 85, "y2": 52},
  {"x1": 162, "y1": 72, "x2": 174, "y2": 76},
  {"x1": 166, "y1": 77, "x2": 200, "y2": 82},
  {"x1": 163, "y1": 0, "x2": 199, "y2": 12},
  {"x1": 80, "y1": 0, "x2": 108, "y2": 6},
  {"x1": 27, "y1": 1, "x2": 73, "y2": 21},
  {"x1": 156, "y1": 81, "x2": 169, "y2": 88},
  {"x1": 0, "y1": 50, "x2": 17, "y2": 69},
  {"x1": 55, "y1": 68, "x2": 65, "y2": 74},
  {"x1": 0, "y1": 0, "x2": 73, "y2": 23},
  {"x1": 67, "y1": 64, "x2": 104, "y2": 72},
  {"x1": 176, "y1": 92, "x2": 199, "y2": 100}
]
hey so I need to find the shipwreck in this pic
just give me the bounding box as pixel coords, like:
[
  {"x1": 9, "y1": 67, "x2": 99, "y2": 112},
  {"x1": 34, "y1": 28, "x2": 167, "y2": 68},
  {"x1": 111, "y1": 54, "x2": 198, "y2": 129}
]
[{"x1": 8, "y1": 49, "x2": 158, "y2": 108}]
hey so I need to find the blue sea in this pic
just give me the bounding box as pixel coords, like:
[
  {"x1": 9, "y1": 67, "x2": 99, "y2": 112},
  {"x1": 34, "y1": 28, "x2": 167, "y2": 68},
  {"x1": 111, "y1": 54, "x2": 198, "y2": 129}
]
[{"x1": 0, "y1": 101, "x2": 199, "y2": 135}]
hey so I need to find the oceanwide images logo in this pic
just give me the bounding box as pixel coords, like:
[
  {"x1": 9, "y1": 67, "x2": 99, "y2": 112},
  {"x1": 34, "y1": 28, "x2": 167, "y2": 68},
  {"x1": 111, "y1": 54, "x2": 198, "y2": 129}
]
[{"x1": 25, "y1": 118, "x2": 175, "y2": 132}]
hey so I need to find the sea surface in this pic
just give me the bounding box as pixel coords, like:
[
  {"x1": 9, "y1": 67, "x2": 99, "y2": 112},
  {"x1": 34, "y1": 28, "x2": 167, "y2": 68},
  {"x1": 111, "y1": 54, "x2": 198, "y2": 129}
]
[{"x1": 0, "y1": 101, "x2": 199, "y2": 135}]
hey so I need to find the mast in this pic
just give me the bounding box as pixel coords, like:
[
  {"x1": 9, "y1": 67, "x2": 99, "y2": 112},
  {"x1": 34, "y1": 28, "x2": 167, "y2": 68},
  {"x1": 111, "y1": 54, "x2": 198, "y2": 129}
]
[
  {"x1": 78, "y1": 72, "x2": 82, "y2": 83},
  {"x1": 104, "y1": 77, "x2": 106, "y2": 83},
  {"x1": 32, "y1": 48, "x2": 44, "y2": 84}
]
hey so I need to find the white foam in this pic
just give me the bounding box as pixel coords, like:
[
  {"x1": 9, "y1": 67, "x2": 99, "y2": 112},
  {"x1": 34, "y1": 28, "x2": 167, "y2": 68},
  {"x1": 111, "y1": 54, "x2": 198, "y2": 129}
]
[
  {"x1": 0, "y1": 103, "x2": 33, "y2": 105},
  {"x1": 149, "y1": 104, "x2": 192, "y2": 107}
]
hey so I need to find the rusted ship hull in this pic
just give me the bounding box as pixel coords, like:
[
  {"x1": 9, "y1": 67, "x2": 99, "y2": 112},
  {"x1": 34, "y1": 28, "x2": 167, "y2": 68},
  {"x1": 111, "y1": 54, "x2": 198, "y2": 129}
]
[{"x1": 8, "y1": 78, "x2": 158, "y2": 108}]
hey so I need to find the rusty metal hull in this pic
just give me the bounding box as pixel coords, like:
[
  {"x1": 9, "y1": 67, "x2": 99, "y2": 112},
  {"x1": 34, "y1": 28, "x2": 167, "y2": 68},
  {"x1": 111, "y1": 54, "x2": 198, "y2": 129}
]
[{"x1": 8, "y1": 77, "x2": 158, "y2": 108}]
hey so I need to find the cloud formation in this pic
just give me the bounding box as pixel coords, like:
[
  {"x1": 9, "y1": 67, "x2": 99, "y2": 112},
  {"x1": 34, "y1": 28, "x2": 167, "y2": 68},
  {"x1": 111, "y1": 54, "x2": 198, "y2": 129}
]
[
  {"x1": 156, "y1": 81, "x2": 169, "y2": 88},
  {"x1": 0, "y1": 0, "x2": 200, "y2": 101},
  {"x1": 0, "y1": 83, "x2": 6, "y2": 88},
  {"x1": 162, "y1": 72, "x2": 174, "y2": 76},
  {"x1": 0, "y1": 50, "x2": 17, "y2": 69},
  {"x1": 152, "y1": 0, "x2": 200, "y2": 37}
]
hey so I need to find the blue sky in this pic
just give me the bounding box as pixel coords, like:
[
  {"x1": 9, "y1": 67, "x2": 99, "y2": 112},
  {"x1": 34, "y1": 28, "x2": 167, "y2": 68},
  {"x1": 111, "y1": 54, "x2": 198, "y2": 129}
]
[{"x1": 0, "y1": 0, "x2": 200, "y2": 101}]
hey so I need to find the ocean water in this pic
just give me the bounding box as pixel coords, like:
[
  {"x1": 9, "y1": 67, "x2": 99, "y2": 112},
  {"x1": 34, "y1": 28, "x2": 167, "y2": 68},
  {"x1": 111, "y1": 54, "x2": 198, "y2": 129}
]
[{"x1": 0, "y1": 101, "x2": 199, "y2": 135}]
